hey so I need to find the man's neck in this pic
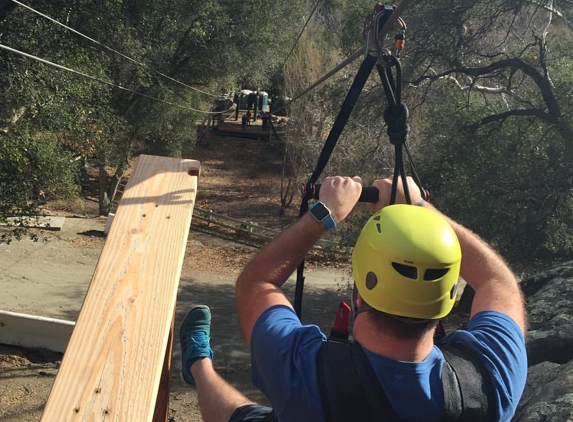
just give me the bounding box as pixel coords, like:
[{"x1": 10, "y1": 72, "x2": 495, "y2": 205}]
[{"x1": 353, "y1": 317, "x2": 435, "y2": 362}]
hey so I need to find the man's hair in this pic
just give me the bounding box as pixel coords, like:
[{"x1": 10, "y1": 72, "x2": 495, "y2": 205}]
[{"x1": 366, "y1": 309, "x2": 438, "y2": 340}]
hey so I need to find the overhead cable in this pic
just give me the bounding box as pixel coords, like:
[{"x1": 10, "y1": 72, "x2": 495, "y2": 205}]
[
  {"x1": 281, "y1": 0, "x2": 322, "y2": 69},
  {"x1": 0, "y1": 43, "x2": 225, "y2": 114},
  {"x1": 10, "y1": 0, "x2": 218, "y2": 97},
  {"x1": 274, "y1": 0, "x2": 415, "y2": 115}
]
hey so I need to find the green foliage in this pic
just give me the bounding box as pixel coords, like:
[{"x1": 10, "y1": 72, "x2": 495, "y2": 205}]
[
  {"x1": 1, "y1": 0, "x2": 310, "y2": 219},
  {"x1": 131, "y1": 100, "x2": 199, "y2": 158},
  {"x1": 317, "y1": 0, "x2": 373, "y2": 55},
  {"x1": 1, "y1": 0, "x2": 571, "y2": 270},
  {"x1": 0, "y1": 126, "x2": 80, "y2": 243},
  {"x1": 416, "y1": 81, "x2": 572, "y2": 269},
  {"x1": 279, "y1": 0, "x2": 573, "y2": 270}
]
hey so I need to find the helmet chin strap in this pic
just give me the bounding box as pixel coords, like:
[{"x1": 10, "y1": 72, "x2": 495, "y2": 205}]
[{"x1": 352, "y1": 284, "x2": 374, "y2": 319}]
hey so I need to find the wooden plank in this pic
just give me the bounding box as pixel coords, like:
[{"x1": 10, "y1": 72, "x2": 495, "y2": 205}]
[
  {"x1": 0, "y1": 310, "x2": 75, "y2": 353},
  {"x1": 41, "y1": 154, "x2": 200, "y2": 422}
]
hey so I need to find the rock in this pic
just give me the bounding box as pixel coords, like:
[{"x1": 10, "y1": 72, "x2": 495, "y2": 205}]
[
  {"x1": 522, "y1": 261, "x2": 573, "y2": 365},
  {"x1": 513, "y1": 360, "x2": 573, "y2": 421},
  {"x1": 513, "y1": 260, "x2": 573, "y2": 419}
]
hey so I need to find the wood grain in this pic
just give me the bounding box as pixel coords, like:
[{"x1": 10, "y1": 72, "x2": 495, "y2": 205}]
[{"x1": 41, "y1": 154, "x2": 200, "y2": 422}]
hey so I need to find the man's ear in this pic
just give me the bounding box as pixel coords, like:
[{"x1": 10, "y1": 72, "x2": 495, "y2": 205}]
[{"x1": 355, "y1": 290, "x2": 365, "y2": 306}]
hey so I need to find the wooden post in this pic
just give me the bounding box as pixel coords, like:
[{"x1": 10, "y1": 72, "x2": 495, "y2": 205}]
[
  {"x1": 152, "y1": 310, "x2": 175, "y2": 421},
  {"x1": 41, "y1": 154, "x2": 200, "y2": 422}
]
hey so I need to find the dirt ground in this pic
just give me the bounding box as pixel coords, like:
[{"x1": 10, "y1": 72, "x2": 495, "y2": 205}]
[{"x1": 0, "y1": 137, "x2": 354, "y2": 421}]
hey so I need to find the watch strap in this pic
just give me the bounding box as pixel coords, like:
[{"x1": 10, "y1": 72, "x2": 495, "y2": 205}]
[{"x1": 309, "y1": 202, "x2": 337, "y2": 231}]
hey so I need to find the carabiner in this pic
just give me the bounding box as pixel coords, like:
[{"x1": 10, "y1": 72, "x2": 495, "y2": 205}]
[{"x1": 363, "y1": 4, "x2": 407, "y2": 67}]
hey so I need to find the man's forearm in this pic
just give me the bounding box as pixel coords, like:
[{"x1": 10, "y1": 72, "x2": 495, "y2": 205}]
[
  {"x1": 235, "y1": 213, "x2": 327, "y2": 345},
  {"x1": 236, "y1": 213, "x2": 326, "y2": 289},
  {"x1": 236, "y1": 176, "x2": 362, "y2": 346}
]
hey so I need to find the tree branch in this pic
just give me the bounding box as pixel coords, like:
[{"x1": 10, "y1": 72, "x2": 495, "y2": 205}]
[
  {"x1": 525, "y1": 0, "x2": 573, "y2": 30},
  {"x1": 474, "y1": 108, "x2": 551, "y2": 128},
  {"x1": 411, "y1": 58, "x2": 561, "y2": 120}
]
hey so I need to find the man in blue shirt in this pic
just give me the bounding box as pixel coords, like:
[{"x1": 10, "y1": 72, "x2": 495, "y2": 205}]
[{"x1": 180, "y1": 176, "x2": 527, "y2": 421}]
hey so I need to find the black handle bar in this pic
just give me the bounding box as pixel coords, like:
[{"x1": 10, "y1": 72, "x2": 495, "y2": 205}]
[{"x1": 303, "y1": 184, "x2": 380, "y2": 203}]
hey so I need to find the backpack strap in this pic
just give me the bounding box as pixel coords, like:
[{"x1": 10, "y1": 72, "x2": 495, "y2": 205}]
[
  {"x1": 317, "y1": 341, "x2": 400, "y2": 422},
  {"x1": 438, "y1": 343, "x2": 495, "y2": 421}
]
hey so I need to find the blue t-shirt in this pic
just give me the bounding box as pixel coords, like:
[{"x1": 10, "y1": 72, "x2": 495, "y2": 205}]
[{"x1": 250, "y1": 306, "x2": 527, "y2": 422}]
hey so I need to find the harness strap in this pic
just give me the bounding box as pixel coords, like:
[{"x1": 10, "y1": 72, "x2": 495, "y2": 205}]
[
  {"x1": 439, "y1": 343, "x2": 494, "y2": 421},
  {"x1": 317, "y1": 341, "x2": 399, "y2": 422},
  {"x1": 441, "y1": 358, "x2": 463, "y2": 420},
  {"x1": 318, "y1": 341, "x2": 495, "y2": 422}
]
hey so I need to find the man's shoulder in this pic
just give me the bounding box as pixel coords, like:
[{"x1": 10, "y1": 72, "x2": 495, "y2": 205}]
[
  {"x1": 251, "y1": 305, "x2": 326, "y2": 351},
  {"x1": 443, "y1": 310, "x2": 525, "y2": 351},
  {"x1": 441, "y1": 310, "x2": 528, "y2": 420}
]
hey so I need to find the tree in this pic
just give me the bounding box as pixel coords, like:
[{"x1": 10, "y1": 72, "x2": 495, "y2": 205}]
[
  {"x1": 0, "y1": 0, "x2": 309, "y2": 221},
  {"x1": 402, "y1": 0, "x2": 573, "y2": 268},
  {"x1": 0, "y1": 126, "x2": 80, "y2": 243}
]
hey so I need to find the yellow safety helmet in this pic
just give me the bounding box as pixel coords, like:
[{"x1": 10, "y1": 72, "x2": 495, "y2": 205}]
[{"x1": 352, "y1": 204, "x2": 461, "y2": 319}]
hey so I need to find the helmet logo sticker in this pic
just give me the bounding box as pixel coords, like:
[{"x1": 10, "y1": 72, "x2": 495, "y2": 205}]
[{"x1": 366, "y1": 272, "x2": 378, "y2": 290}]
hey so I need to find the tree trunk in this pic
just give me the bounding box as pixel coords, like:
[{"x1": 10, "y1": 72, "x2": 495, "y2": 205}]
[{"x1": 98, "y1": 162, "x2": 110, "y2": 216}]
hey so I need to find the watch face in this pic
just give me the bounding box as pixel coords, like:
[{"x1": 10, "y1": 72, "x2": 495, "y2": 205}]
[{"x1": 311, "y1": 203, "x2": 330, "y2": 221}]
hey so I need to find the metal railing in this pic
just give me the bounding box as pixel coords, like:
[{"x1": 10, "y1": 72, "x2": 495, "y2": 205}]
[{"x1": 192, "y1": 207, "x2": 342, "y2": 251}]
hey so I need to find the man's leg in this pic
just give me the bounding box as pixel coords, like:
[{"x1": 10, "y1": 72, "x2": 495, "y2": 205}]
[
  {"x1": 180, "y1": 306, "x2": 272, "y2": 422},
  {"x1": 190, "y1": 358, "x2": 256, "y2": 422}
]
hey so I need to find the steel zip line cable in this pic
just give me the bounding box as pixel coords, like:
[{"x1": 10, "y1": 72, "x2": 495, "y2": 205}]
[
  {"x1": 9, "y1": 0, "x2": 217, "y2": 97},
  {"x1": 0, "y1": 43, "x2": 228, "y2": 114},
  {"x1": 273, "y1": 0, "x2": 415, "y2": 116},
  {"x1": 281, "y1": 0, "x2": 322, "y2": 70}
]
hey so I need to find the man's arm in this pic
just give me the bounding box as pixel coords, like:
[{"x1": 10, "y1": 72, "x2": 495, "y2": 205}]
[
  {"x1": 438, "y1": 212, "x2": 526, "y2": 333},
  {"x1": 370, "y1": 177, "x2": 526, "y2": 334},
  {"x1": 235, "y1": 176, "x2": 362, "y2": 348}
]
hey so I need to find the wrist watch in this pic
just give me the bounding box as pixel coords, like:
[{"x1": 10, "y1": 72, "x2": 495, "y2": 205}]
[{"x1": 309, "y1": 201, "x2": 336, "y2": 231}]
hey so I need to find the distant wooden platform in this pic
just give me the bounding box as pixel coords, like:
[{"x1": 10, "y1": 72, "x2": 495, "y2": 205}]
[
  {"x1": 41, "y1": 154, "x2": 200, "y2": 422},
  {"x1": 216, "y1": 121, "x2": 271, "y2": 140}
]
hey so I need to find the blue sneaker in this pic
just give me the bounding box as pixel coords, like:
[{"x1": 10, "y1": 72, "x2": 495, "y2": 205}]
[{"x1": 180, "y1": 305, "x2": 214, "y2": 385}]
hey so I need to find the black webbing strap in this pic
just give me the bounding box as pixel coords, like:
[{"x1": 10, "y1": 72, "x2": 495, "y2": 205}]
[
  {"x1": 294, "y1": 54, "x2": 378, "y2": 318},
  {"x1": 439, "y1": 343, "x2": 494, "y2": 421},
  {"x1": 317, "y1": 341, "x2": 400, "y2": 422},
  {"x1": 308, "y1": 54, "x2": 378, "y2": 185}
]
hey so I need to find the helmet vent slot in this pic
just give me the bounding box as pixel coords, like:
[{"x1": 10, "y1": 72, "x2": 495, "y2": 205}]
[
  {"x1": 366, "y1": 272, "x2": 378, "y2": 289},
  {"x1": 450, "y1": 282, "x2": 458, "y2": 299},
  {"x1": 392, "y1": 263, "x2": 417, "y2": 279},
  {"x1": 423, "y1": 268, "x2": 449, "y2": 281},
  {"x1": 374, "y1": 215, "x2": 382, "y2": 233}
]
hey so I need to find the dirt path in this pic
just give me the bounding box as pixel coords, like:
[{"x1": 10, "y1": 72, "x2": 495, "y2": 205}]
[{"x1": 0, "y1": 138, "x2": 352, "y2": 421}]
